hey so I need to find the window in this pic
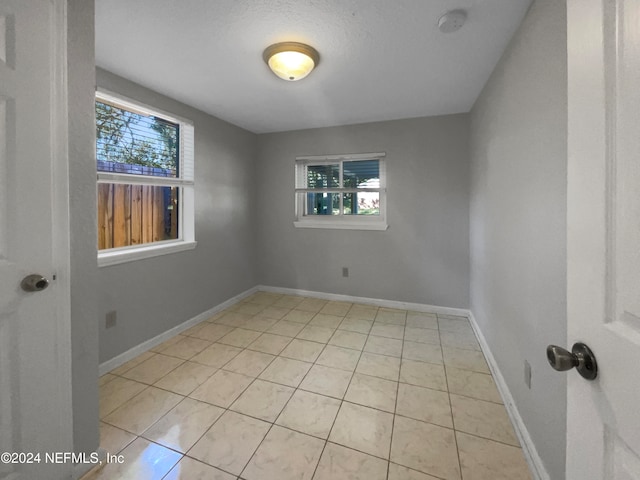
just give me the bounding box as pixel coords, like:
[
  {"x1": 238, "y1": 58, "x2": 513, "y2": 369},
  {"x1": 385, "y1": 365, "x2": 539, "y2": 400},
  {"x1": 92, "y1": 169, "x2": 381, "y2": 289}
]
[
  {"x1": 295, "y1": 153, "x2": 387, "y2": 230},
  {"x1": 96, "y1": 90, "x2": 196, "y2": 266}
]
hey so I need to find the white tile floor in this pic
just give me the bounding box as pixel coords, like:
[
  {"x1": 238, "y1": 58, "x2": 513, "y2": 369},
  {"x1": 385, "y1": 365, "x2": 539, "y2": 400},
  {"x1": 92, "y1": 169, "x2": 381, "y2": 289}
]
[{"x1": 86, "y1": 292, "x2": 532, "y2": 480}]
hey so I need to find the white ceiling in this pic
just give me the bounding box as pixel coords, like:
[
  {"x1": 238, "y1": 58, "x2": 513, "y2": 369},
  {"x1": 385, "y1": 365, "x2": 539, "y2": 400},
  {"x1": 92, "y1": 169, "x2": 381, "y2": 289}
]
[{"x1": 95, "y1": 0, "x2": 532, "y2": 134}]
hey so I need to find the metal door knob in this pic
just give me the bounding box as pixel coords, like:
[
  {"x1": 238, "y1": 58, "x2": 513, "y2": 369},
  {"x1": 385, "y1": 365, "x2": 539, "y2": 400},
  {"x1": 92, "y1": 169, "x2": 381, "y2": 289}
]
[
  {"x1": 21, "y1": 274, "x2": 49, "y2": 292},
  {"x1": 546, "y1": 342, "x2": 598, "y2": 380}
]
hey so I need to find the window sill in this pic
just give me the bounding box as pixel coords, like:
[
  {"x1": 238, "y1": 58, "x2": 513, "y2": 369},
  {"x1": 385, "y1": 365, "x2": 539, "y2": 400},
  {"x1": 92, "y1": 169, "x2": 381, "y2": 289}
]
[
  {"x1": 98, "y1": 241, "x2": 197, "y2": 267},
  {"x1": 294, "y1": 221, "x2": 388, "y2": 231}
]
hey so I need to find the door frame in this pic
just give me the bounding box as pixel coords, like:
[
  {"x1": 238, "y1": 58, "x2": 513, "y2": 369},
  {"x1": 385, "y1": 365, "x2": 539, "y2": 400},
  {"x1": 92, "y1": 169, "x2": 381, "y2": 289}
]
[
  {"x1": 48, "y1": 0, "x2": 75, "y2": 469},
  {"x1": 566, "y1": 0, "x2": 605, "y2": 475}
]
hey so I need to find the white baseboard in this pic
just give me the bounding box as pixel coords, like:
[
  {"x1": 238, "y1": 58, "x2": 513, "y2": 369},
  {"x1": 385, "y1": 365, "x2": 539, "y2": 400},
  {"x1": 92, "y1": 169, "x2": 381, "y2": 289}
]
[
  {"x1": 99, "y1": 286, "x2": 257, "y2": 376},
  {"x1": 467, "y1": 311, "x2": 549, "y2": 480},
  {"x1": 100, "y1": 284, "x2": 467, "y2": 375},
  {"x1": 257, "y1": 285, "x2": 469, "y2": 317}
]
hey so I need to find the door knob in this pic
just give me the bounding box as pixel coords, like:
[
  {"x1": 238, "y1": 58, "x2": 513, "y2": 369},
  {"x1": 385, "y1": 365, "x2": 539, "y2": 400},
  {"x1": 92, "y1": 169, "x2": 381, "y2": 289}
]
[
  {"x1": 546, "y1": 342, "x2": 598, "y2": 380},
  {"x1": 20, "y1": 274, "x2": 49, "y2": 292}
]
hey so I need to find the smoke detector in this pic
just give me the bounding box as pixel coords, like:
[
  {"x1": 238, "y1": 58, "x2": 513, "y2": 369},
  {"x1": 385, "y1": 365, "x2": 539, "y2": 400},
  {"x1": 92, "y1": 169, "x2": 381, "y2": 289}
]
[{"x1": 438, "y1": 9, "x2": 467, "y2": 33}]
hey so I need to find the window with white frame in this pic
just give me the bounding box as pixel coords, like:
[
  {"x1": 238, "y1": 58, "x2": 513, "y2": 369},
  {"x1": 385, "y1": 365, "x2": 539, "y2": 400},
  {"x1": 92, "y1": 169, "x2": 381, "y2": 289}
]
[
  {"x1": 295, "y1": 153, "x2": 387, "y2": 230},
  {"x1": 96, "y1": 90, "x2": 196, "y2": 266}
]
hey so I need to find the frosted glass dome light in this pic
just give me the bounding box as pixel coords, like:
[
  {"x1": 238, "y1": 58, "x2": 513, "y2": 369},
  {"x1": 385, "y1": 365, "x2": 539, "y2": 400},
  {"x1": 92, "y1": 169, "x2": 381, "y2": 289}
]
[{"x1": 263, "y1": 42, "x2": 320, "y2": 81}]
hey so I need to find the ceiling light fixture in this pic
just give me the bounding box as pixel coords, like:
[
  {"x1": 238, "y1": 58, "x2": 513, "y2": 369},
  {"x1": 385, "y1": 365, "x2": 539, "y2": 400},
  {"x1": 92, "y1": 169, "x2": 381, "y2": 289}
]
[{"x1": 263, "y1": 42, "x2": 320, "y2": 81}]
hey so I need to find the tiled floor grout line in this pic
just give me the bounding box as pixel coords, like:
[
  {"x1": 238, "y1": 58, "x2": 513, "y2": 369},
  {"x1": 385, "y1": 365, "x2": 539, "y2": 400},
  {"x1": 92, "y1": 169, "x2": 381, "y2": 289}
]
[
  {"x1": 103, "y1": 323, "x2": 489, "y2": 418},
  {"x1": 127, "y1": 384, "x2": 523, "y2": 468},
  {"x1": 191, "y1": 310, "x2": 470, "y2": 348},
  {"x1": 236, "y1": 410, "x2": 278, "y2": 479},
  {"x1": 160, "y1": 347, "x2": 283, "y2": 479},
  {"x1": 156, "y1": 349, "x2": 283, "y2": 479},
  {"x1": 389, "y1": 461, "x2": 450, "y2": 480},
  {"x1": 110, "y1": 333, "x2": 466, "y2": 382},
  {"x1": 307, "y1": 328, "x2": 368, "y2": 480},
  {"x1": 438, "y1": 312, "x2": 465, "y2": 480},
  {"x1": 102, "y1": 369, "x2": 517, "y2": 449},
  {"x1": 223, "y1": 297, "x2": 323, "y2": 479},
  {"x1": 231, "y1": 326, "x2": 351, "y2": 480},
  {"x1": 230, "y1": 303, "x2": 348, "y2": 478},
  {"x1": 104, "y1": 339, "x2": 494, "y2": 420},
  {"x1": 387, "y1": 312, "x2": 407, "y2": 480}
]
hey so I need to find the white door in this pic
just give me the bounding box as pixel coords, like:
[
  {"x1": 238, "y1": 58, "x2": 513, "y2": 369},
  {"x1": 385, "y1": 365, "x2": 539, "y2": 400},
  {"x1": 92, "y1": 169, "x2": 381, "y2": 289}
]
[
  {"x1": 566, "y1": 0, "x2": 640, "y2": 479},
  {"x1": 0, "y1": 1, "x2": 73, "y2": 480}
]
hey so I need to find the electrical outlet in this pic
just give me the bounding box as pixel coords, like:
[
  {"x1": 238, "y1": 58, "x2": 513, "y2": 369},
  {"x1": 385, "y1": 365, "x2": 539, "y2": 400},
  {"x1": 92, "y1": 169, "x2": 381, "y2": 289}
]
[
  {"x1": 524, "y1": 359, "x2": 532, "y2": 389},
  {"x1": 342, "y1": 267, "x2": 349, "y2": 277},
  {"x1": 106, "y1": 310, "x2": 117, "y2": 329}
]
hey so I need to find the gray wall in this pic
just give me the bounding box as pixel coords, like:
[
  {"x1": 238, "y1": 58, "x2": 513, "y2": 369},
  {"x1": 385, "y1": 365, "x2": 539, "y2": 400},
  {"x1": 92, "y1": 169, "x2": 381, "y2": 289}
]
[
  {"x1": 68, "y1": 0, "x2": 99, "y2": 455},
  {"x1": 469, "y1": 0, "x2": 567, "y2": 478},
  {"x1": 97, "y1": 69, "x2": 258, "y2": 362},
  {"x1": 256, "y1": 115, "x2": 470, "y2": 308}
]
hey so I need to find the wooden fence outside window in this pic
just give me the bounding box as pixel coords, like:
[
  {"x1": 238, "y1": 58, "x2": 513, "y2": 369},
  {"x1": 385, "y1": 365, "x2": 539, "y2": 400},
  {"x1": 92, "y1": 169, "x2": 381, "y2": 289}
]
[{"x1": 97, "y1": 183, "x2": 178, "y2": 250}]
